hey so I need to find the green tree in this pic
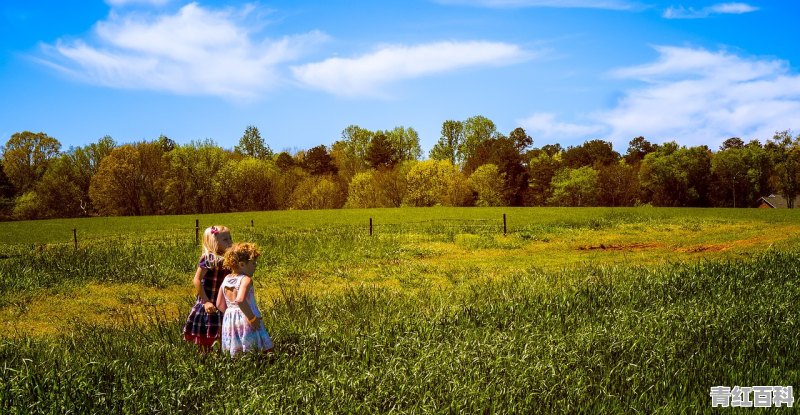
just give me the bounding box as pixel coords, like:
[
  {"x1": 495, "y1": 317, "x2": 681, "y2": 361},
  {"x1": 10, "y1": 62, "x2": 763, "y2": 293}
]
[
  {"x1": 332, "y1": 125, "x2": 373, "y2": 182},
  {"x1": 0, "y1": 160, "x2": 13, "y2": 198},
  {"x1": 69, "y1": 136, "x2": 117, "y2": 214},
  {"x1": 446, "y1": 169, "x2": 473, "y2": 207},
  {"x1": 12, "y1": 191, "x2": 41, "y2": 220},
  {"x1": 711, "y1": 147, "x2": 747, "y2": 207},
  {"x1": 404, "y1": 160, "x2": 471, "y2": 207},
  {"x1": 526, "y1": 151, "x2": 562, "y2": 206},
  {"x1": 508, "y1": 127, "x2": 533, "y2": 152},
  {"x1": 638, "y1": 142, "x2": 711, "y2": 207},
  {"x1": 234, "y1": 125, "x2": 272, "y2": 160},
  {"x1": 89, "y1": 142, "x2": 167, "y2": 216},
  {"x1": 683, "y1": 145, "x2": 713, "y2": 207},
  {"x1": 460, "y1": 116, "x2": 498, "y2": 167},
  {"x1": 597, "y1": 160, "x2": 639, "y2": 206},
  {"x1": 290, "y1": 176, "x2": 346, "y2": 210},
  {"x1": 540, "y1": 143, "x2": 563, "y2": 157},
  {"x1": 365, "y1": 133, "x2": 400, "y2": 169},
  {"x1": 346, "y1": 165, "x2": 410, "y2": 208},
  {"x1": 89, "y1": 145, "x2": 144, "y2": 216},
  {"x1": 163, "y1": 140, "x2": 229, "y2": 214},
  {"x1": 33, "y1": 154, "x2": 84, "y2": 218},
  {"x1": 275, "y1": 152, "x2": 296, "y2": 171},
  {"x1": 562, "y1": 139, "x2": 619, "y2": 169},
  {"x1": 548, "y1": 166, "x2": 599, "y2": 207},
  {"x1": 19, "y1": 137, "x2": 117, "y2": 219},
  {"x1": 216, "y1": 157, "x2": 280, "y2": 212},
  {"x1": 464, "y1": 136, "x2": 529, "y2": 205},
  {"x1": 742, "y1": 140, "x2": 773, "y2": 203},
  {"x1": 346, "y1": 171, "x2": 382, "y2": 208},
  {"x1": 137, "y1": 141, "x2": 169, "y2": 215},
  {"x1": 429, "y1": 120, "x2": 464, "y2": 165},
  {"x1": 158, "y1": 135, "x2": 176, "y2": 153},
  {"x1": 468, "y1": 164, "x2": 505, "y2": 206},
  {"x1": 624, "y1": 136, "x2": 658, "y2": 165},
  {"x1": 384, "y1": 126, "x2": 422, "y2": 162},
  {"x1": 719, "y1": 137, "x2": 745, "y2": 150},
  {"x1": 0, "y1": 160, "x2": 14, "y2": 219},
  {"x1": 2, "y1": 131, "x2": 61, "y2": 194},
  {"x1": 766, "y1": 130, "x2": 800, "y2": 208},
  {"x1": 304, "y1": 145, "x2": 338, "y2": 175},
  {"x1": 375, "y1": 163, "x2": 411, "y2": 207},
  {"x1": 275, "y1": 166, "x2": 308, "y2": 210}
]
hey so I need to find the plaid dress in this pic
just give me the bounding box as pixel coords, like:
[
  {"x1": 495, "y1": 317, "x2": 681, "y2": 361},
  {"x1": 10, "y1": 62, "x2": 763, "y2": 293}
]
[{"x1": 182, "y1": 254, "x2": 231, "y2": 347}]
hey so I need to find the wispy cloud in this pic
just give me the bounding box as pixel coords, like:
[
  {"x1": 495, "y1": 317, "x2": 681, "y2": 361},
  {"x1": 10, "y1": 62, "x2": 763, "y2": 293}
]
[
  {"x1": 434, "y1": 0, "x2": 639, "y2": 10},
  {"x1": 519, "y1": 46, "x2": 800, "y2": 147},
  {"x1": 37, "y1": 2, "x2": 327, "y2": 100},
  {"x1": 601, "y1": 46, "x2": 800, "y2": 145},
  {"x1": 517, "y1": 113, "x2": 605, "y2": 142},
  {"x1": 292, "y1": 41, "x2": 532, "y2": 98},
  {"x1": 663, "y1": 2, "x2": 758, "y2": 19}
]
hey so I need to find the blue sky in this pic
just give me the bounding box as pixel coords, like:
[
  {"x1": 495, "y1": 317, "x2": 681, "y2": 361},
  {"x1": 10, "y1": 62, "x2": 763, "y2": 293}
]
[{"x1": 1, "y1": 0, "x2": 798, "y2": 153}]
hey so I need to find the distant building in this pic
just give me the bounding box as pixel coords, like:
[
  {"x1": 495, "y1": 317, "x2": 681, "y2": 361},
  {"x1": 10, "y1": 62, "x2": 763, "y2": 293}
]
[{"x1": 758, "y1": 194, "x2": 800, "y2": 208}]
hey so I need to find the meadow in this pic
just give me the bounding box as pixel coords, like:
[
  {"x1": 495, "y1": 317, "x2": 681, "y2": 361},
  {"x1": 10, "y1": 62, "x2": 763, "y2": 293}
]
[{"x1": 1, "y1": 207, "x2": 799, "y2": 413}]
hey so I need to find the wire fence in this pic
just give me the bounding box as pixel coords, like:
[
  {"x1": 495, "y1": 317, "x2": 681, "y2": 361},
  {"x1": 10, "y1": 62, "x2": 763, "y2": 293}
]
[{"x1": 3, "y1": 214, "x2": 512, "y2": 251}]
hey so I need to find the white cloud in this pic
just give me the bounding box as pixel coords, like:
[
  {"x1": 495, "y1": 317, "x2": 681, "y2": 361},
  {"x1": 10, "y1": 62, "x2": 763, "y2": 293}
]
[
  {"x1": 39, "y1": 2, "x2": 328, "y2": 99},
  {"x1": 291, "y1": 41, "x2": 532, "y2": 98},
  {"x1": 517, "y1": 113, "x2": 605, "y2": 141},
  {"x1": 519, "y1": 46, "x2": 800, "y2": 147},
  {"x1": 600, "y1": 46, "x2": 800, "y2": 146},
  {"x1": 663, "y1": 2, "x2": 758, "y2": 19},
  {"x1": 434, "y1": 0, "x2": 639, "y2": 10},
  {"x1": 708, "y1": 3, "x2": 758, "y2": 14},
  {"x1": 610, "y1": 46, "x2": 782, "y2": 82}
]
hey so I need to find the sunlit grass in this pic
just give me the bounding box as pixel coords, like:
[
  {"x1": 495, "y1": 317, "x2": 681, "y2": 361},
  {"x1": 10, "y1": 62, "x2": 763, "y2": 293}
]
[
  {"x1": 2, "y1": 208, "x2": 799, "y2": 338},
  {"x1": 2, "y1": 250, "x2": 799, "y2": 413},
  {"x1": 1, "y1": 207, "x2": 799, "y2": 412}
]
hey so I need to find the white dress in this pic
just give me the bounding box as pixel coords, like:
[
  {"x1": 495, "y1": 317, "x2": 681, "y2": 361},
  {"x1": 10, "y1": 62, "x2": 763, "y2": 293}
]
[{"x1": 220, "y1": 274, "x2": 273, "y2": 357}]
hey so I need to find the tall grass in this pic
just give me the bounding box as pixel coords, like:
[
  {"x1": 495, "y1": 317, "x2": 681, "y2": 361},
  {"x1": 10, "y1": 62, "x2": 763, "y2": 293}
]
[{"x1": 3, "y1": 250, "x2": 799, "y2": 413}]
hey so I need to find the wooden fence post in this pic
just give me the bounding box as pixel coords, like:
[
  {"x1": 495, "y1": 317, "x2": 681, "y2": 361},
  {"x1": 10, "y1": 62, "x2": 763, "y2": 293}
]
[
  {"x1": 251, "y1": 219, "x2": 254, "y2": 228},
  {"x1": 503, "y1": 213, "x2": 507, "y2": 236},
  {"x1": 195, "y1": 219, "x2": 200, "y2": 246},
  {"x1": 73, "y1": 228, "x2": 78, "y2": 250},
  {"x1": 369, "y1": 218, "x2": 373, "y2": 236}
]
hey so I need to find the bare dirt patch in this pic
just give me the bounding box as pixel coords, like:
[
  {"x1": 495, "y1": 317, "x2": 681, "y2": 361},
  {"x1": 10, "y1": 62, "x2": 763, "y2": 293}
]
[
  {"x1": 676, "y1": 244, "x2": 729, "y2": 253},
  {"x1": 578, "y1": 243, "x2": 660, "y2": 251}
]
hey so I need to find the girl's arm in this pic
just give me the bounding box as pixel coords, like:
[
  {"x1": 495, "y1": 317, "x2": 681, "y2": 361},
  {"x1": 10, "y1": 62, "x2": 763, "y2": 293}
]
[
  {"x1": 216, "y1": 284, "x2": 227, "y2": 314},
  {"x1": 235, "y1": 276, "x2": 260, "y2": 327},
  {"x1": 192, "y1": 267, "x2": 217, "y2": 314}
]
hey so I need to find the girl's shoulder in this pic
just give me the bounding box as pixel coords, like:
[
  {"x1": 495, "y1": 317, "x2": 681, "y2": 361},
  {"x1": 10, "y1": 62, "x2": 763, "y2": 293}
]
[{"x1": 221, "y1": 274, "x2": 244, "y2": 287}]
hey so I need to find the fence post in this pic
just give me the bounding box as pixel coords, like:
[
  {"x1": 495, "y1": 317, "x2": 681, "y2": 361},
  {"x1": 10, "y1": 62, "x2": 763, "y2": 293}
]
[
  {"x1": 251, "y1": 219, "x2": 254, "y2": 228},
  {"x1": 369, "y1": 218, "x2": 373, "y2": 236},
  {"x1": 195, "y1": 219, "x2": 200, "y2": 246},
  {"x1": 503, "y1": 213, "x2": 507, "y2": 236},
  {"x1": 73, "y1": 228, "x2": 78, "y2": 250}
]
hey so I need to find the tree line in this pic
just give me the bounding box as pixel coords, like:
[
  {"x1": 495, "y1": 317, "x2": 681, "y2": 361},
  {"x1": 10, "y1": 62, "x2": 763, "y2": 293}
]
[{"x1": 2, "y1": 115, "x2": 799, "y2": 220}]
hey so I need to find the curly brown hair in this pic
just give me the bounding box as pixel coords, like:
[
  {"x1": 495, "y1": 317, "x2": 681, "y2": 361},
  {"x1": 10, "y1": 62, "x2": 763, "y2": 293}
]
[{"x1": 223, "y1": 242, "x2": 261, "y2": 271}]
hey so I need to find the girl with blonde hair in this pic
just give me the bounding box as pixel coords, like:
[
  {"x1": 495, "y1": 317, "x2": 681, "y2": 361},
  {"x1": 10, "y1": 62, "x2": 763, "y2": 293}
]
[{"x1": 182, "y1": 225, "x2": 233, "y2": 351}]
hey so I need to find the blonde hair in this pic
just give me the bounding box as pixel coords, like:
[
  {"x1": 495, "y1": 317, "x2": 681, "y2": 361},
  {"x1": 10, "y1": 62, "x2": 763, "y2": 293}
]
[
  {"x1": 223, "y1": 242, "x2": 261, "y2": 271},
  {"x1": 202, "y1": 225, "x2": 230, "y2": 264}
]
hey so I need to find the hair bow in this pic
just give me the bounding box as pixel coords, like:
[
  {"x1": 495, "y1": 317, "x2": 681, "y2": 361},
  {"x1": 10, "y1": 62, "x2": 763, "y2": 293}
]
[{"x1": 211, "y1": 226, "x2": 219, "y2": 235}]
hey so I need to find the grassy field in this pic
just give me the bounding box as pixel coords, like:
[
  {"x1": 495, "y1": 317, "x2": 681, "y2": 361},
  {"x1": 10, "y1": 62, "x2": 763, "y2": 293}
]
[{"x1": 1, "y1": 207, "x2": 799, "y2": 413}]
